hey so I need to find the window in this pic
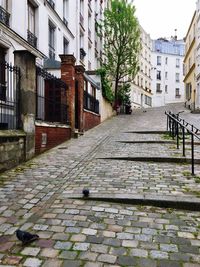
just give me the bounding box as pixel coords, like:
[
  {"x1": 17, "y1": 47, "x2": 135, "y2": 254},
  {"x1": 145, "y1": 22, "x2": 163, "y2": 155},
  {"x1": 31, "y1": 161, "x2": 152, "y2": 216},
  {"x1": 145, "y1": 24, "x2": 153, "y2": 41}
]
[
  {"x1": 175, "y1": 73, "x2": 180, "y2": 82},
  {"x1": 157, "y1": 56, "x2": 161, "y2": 65},
  {"x1": 28, "y1": 2, "x2": 35, "y2": 34},
  {"x1": 63, "y1": 0, "x2": 68, "y2": 25},
  {"x1": 157, "y1": 70, "x2": 161, "y2": 80},
  {"x1": 63, "y1": 38, "x2": 69, "y2": 54},
  {"x1": 175, "y1": 88, "x2": 180, "y2": 97},
  {"x1": 165, "y1": 57, "x2": 168, "y2": 64},
  {"x1": 165, "y1": 85, "x2": 168, "y2": 93},
  {"x1": 0, "y1": 0, "x2": 7, "y2": 9},
  {"x1": 165, "y1": 72, "x2": 168, "y2": 79},
  {"x1": 80, "y1": 0, "x2": 84, "y2": 25},
  {"x1": 141, "y1": 78, "x2": 143, "y2": 88},
  {"x1": 156, "y1": 83, "x2": 161, "y2": 93},
  {"x1": 145, "y1": 95, "x2": 152, "y2": 106},
  {"x1": 176, "y1": 58, "x2": 180, "y2": 68},
  {"x1": 49, "y1": 21, "x2": 56, "y2": 59}
]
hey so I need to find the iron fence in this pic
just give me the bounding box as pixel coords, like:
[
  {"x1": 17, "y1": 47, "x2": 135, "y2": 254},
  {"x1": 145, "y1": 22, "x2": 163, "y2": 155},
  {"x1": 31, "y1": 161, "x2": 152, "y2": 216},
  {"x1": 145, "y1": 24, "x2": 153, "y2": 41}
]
[
  {"x1": 36, "y1": 66, "x2": 68, "y2": 124},
  {"x1": 84, "y1": 90, "x2": 99, "y2": 114},
  {"x1": 0, "y1": 61, "x2": 20, "y2": 130},
  {"x1": 165, "y1": 111, "x2": 200, "y2": 175}
]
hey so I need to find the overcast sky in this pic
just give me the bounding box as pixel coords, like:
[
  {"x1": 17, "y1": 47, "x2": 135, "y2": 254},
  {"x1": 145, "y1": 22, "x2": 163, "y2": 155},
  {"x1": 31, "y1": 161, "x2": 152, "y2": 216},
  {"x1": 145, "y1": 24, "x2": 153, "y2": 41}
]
[{"x1": 133, "y1": 0, "x2": 196, "y2": 40}]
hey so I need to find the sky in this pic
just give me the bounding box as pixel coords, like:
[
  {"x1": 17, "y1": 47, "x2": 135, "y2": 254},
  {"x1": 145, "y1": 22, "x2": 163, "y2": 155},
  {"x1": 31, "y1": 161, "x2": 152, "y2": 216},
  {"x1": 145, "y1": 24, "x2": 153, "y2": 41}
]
[{"x1": 133, "y1": 0, "x2": 196, "y2": 40}]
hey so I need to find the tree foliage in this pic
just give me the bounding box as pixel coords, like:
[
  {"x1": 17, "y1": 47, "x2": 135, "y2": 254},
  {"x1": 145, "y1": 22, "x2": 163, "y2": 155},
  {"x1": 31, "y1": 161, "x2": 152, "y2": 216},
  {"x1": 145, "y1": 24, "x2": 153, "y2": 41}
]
[
  {"x1": 96, "y1": 68, "x2": 114, "y2": 104},
  {"x1": 98, "y1": 0, "x2": 141, "y2": 104}
]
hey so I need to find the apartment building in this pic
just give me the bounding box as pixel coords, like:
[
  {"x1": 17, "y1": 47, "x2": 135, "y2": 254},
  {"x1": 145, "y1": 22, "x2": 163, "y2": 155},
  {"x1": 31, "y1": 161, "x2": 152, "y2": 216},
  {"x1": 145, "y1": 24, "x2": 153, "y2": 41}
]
[
  {"x1": 151, "y1": 37, "x2": 185, "y2": 107},
  {"x1": 130, "y1": 26, "x2": 153, "y2": 109},
  {"x1": 184, "y1": 11, "x2": 197, "y2": 111},
  {"x1": 0, "y1": 0, "x2": 110, "y2": 171},
  {"x1": 195, "y1": 0, "x2": 200, "y2": 110}
]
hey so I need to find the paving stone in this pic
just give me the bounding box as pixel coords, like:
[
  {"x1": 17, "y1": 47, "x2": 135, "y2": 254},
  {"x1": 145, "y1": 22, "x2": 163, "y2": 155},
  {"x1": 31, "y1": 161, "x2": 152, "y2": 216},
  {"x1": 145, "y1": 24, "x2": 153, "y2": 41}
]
[
  {"x1": 79, "y1": 251, "x2": 98, "y2": 261},
  {"x1": 103, "y1": 238, "x2": 121, "y2": 247},
  {"x1": 109, "y1": 247, "x2": 127, "y2": 256},
  {"x1": 158, "y1": 260, "x2": 182, "y2": 267},
  {"x1": 129, "y1": 248, "x2": 148, "y2": 257},
  {"x1": 160, "y1": 244, "x2": 178, "y2": 252},
  {"x1": 97, "y1": 254, "x2": 117, "y2": 264},
  {"x1": 86, "y1": 236, "x2": 104, "y2": 244},
  {"x1": 82, "y1": 228, "x2": 97, "y2": 235},
  {"x1": 116, "y1": 232, "x2": 133, "y2": 240},
  {"x1": 36, "y1": 239, "x2": 54, "y2": 248},
  {"x1": 2, "y1": 255, "x2": 22, "y2": 265},
  {"x1": 122, "y1": 240, "x2": 138, "y2": 248},
  {"x1": 23, "y1": 257, "x2": 42, "y2": 267},
  {"x1": 59, "y1": 251, "x2": 78, "y2": 260},
  {"x1": 42, "y1": 259, "x2": 62, "y2": 267},
  {"x1": 91, "y1": 244, "x2": 109, "y2": 254},
  {"x1": 84, "y1": 263, "x2": 103, "y2": 267},
  {"x1": 150, "y1": 250, "x2": 169, "y2": 259},
  {"x1": 70, "y1": 234, "x2": 86, "y2": 242},
  {"x1": 40, "y1": 248, "x2": 59, "y2": 258},
  {"x1": 21, "y1": 247, "x2": 40, "y2": 256},
  {"x1": 73, "y1": 242, "x2": 90, "y2": 251},
  {"x1": 62, "y1": 260, "x2": 82, "y2": 267},
  {"x1": 137, "y1": 258, "x2": 157, "y2": 267},
  {"x1": 54, "y1": 241, "x2": 72, "y2": 250},
  {"x1": 52, "y1": 233, "x2": 69, "y2": 241},
  {"x1": 116, "y1": 256, "x2": 137, "y2": 266}
]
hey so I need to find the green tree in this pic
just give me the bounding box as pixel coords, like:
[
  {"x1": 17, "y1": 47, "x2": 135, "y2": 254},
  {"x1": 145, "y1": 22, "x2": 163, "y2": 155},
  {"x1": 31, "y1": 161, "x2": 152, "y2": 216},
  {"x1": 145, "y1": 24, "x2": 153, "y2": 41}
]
[{"x1": 98, "y1": 0, "x2": 141, "y2": 107}]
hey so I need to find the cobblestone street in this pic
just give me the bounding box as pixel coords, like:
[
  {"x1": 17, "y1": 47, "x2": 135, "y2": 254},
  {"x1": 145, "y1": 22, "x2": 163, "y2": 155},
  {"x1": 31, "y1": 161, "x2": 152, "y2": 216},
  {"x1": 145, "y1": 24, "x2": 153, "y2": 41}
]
[{"x1": 0, "y1": 103, "x2": 200, "y2": 267}]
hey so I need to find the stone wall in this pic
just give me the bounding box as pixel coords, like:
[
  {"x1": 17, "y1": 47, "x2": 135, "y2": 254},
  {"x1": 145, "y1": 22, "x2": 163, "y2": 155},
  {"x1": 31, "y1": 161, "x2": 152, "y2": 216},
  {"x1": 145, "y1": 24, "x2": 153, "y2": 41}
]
[
  {"x1": 0, "y1": 131, "x2": 26, "y2": 173},
  {"x1": 35, "y1": 123, "x2": 71, "y2": 154},
  {"x1": 100, "y1": 97, "x2": 115, "y2": 122}
]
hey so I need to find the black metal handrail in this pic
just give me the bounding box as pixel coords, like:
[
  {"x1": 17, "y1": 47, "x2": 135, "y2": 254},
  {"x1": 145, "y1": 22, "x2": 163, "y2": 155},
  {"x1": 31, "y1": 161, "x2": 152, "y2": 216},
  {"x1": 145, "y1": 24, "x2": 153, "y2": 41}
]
[{"x1": 165, "y1": 111, "x2": 200, "y2": 175}]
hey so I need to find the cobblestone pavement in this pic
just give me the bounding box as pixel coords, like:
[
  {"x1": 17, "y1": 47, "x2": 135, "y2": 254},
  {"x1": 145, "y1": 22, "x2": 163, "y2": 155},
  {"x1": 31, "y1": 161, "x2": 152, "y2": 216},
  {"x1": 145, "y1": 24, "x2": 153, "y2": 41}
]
[{"x1": 0, "y1": 103, "x2": 200, "y2": 266}]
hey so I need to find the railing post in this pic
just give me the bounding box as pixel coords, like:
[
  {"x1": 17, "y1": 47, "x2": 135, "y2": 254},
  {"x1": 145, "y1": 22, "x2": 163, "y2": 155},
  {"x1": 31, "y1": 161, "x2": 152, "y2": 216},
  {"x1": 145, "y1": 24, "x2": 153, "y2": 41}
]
[
  {"x1": 191, "y1": 133, "x2": 194, "y2": 175},
  {"x1": 182, "y1": 126, "x2": 185, "y2": 157},
  {"x1": 176, "y1": 120, "x2": 179, "y2": 149}
]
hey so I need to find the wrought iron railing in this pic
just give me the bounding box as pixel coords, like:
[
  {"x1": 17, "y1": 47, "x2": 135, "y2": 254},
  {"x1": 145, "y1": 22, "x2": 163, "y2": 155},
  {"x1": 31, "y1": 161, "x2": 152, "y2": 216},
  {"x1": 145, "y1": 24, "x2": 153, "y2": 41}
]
[
  {"x1": 47, "y1": 0, "x2": 55, "y2": 9},
  {"x1": 0, "y1": 61, "x2": 21, "y2": 130},
  {"x1": 0, "y1": 5, "x2": 10, "y2": 26},
  {"x1": 84, "y1": 90, "x2": 99, "y2": 114},
  {"x1": 36, "y1": 66, "x2": 68, "y2": 124},
  {"x1": 165, "y1": 111, "x2": 200, "y2": 175},
  {"x1": 27, "y1": 30, "x2": 37, "y2": 48}
]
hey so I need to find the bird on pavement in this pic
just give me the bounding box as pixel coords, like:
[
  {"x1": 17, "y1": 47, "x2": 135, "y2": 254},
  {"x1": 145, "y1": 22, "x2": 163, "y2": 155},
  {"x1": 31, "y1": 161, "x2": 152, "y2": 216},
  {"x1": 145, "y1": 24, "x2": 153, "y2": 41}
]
[
  {"x1": 16, "y1": 229, "x2": 39, "y2": 245},
  {"x1": 82, "y1": 189, "x2": 90, "y2": 197}
]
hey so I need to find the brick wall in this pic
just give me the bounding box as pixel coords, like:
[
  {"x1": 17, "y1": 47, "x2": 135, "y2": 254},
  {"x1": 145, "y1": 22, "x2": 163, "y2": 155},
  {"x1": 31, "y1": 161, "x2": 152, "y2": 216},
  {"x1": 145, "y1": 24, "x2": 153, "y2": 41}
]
[
  {"x1": 35, "y1": 125, "x2": 71, "y2": 154},
  {"x1": 84, "y1": 110, "x2": 101, "y2": 131}
]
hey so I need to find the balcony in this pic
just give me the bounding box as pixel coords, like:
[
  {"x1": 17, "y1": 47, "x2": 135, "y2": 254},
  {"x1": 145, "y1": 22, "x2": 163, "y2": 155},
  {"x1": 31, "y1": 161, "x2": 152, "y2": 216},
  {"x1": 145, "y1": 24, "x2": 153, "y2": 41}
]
[
  {"x1": 49, "y1": 45, "x2": 55, "y2": 59},
  {"x1": 63, "y1": 17, "x2": 68, "y2": 27},
  {"x1": 156, "y1": 90, "x2": 162, "y2": 94},
  {"x1": 47, "y1": 0, "x2": 55, "y2": 9},
  {"x1": 80, "y1": 48, "x2": 86, "y2": 60},
  {"x1": 80, "y1": 12, "x2": 84, "y2": 26},
  {"x1": 0, "y1": 6, "x2": 10, "y2": 26},
  {"x1": 88, "y1": 28, "x2": 91, "y2": 39},
  {"x1": 27, "y1": 30, "x2": 37, "y2": 48}
]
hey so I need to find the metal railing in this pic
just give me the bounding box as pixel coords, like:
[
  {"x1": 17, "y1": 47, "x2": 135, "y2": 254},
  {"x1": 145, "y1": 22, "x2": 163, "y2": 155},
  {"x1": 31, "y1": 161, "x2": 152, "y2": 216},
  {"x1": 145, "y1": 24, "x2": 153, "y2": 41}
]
[
  {"x1": 0, "y1": 6, "x2": 10, "y2": 26},
  {"x1": 36, "y1": 66, "x2": 68, "y2": 124},
  {"x1": 27, "y1": 30, "x2": 37, "y2": 48},
  {"x1": 0, "y1": 61, "x2": 21, "y2": 130},
  {"x1": 165, "y1": 111, "x2": 200, "y2": 175},
  {"x1": 84, "y1": 90, "x2": 99, "y2": 114}
]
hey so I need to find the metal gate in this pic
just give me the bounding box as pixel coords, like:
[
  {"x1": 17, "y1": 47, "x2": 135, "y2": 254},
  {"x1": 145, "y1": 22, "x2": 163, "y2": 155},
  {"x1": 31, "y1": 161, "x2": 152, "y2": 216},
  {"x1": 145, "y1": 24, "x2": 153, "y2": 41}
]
[{"x1": 0, "y1": 61, "x2": 21, "y2": 130}]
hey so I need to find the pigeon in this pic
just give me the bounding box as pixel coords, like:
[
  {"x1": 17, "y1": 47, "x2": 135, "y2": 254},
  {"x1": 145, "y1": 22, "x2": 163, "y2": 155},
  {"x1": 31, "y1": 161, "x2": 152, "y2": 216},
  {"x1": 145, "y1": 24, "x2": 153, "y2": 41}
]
[
  {"x1": 16, "y1": 229, "x2": 39, "y2": 245},
  {"x1": 82, "y1": 189, "x2": 90, "y2": 197}
]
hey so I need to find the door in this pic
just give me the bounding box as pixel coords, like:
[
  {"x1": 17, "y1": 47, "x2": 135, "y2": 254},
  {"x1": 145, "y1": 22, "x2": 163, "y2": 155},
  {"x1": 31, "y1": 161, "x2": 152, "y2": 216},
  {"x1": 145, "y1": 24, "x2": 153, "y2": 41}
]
[{"x1": 75, "y1": 80, "x2": 79, "y2": 129}]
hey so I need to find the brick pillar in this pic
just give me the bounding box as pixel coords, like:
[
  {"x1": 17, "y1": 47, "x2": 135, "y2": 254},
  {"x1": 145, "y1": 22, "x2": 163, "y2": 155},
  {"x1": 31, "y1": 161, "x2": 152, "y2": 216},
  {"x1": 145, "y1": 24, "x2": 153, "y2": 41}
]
[
  {"x1": 14, "y1": 50, "x2": 36, "y2": 160},
  {"x1": 59, "y1": 55, "x2": 76, "y2": 132},
  {"x1": 75, "y1": 65, "x2": 85, "y2": 132}
]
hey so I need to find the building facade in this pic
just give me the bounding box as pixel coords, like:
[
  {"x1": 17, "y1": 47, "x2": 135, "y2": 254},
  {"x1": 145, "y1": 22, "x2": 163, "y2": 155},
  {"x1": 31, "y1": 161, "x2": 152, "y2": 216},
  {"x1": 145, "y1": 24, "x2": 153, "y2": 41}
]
[
  {"x1": 129, "y1": 26, "x2": 153, "y2": 109},
  {"x1": 0, "y1": 0, "x2": 111, "y2": 172},
  {"x1": 195, "y1": 1, "x2": 200, "y2": 110},
  {"x1": 151, "y1": 38, "x2": 185, "y2": 107},
  {"x1": 184, "y1": 11, "x2": 197, "y2": 111}
]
